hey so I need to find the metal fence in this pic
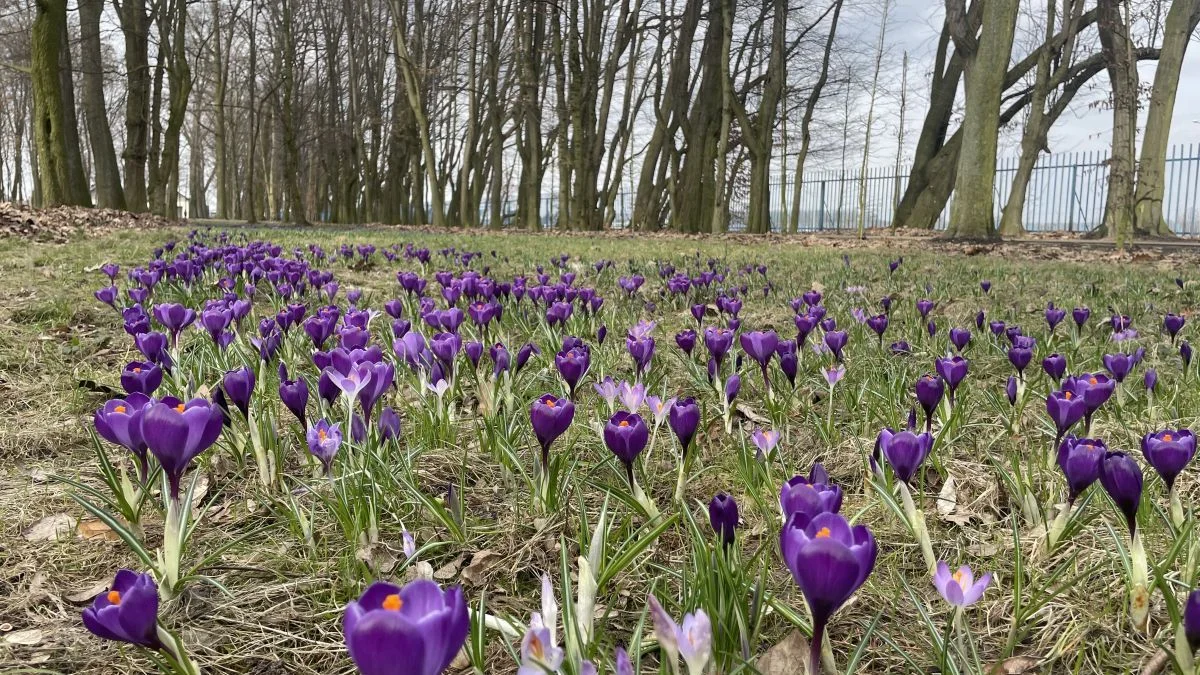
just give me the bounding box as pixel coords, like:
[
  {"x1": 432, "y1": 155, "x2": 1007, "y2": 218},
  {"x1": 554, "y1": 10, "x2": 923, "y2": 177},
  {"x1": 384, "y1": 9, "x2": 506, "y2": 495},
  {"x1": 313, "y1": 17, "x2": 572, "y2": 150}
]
[{"x1": 484, "y1": 143, "x2": 1200, "y2": 234}]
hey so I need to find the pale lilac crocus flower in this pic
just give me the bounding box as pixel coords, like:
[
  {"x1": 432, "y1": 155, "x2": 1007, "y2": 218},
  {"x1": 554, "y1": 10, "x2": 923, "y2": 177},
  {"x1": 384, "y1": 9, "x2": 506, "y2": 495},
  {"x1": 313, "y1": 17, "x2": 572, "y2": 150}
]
[
  {"x1": 619, "y1": 380, "x2": 646, "y2": 412},
  {"x1": 752, "y1": 428, "x2": 781, "y2": 460},
  {"x1": 823, "y1": 365, "x2": 846, "y2": 387},
  {"x1": 933, "y1": 562, "x2": 992, "y2": 607}
]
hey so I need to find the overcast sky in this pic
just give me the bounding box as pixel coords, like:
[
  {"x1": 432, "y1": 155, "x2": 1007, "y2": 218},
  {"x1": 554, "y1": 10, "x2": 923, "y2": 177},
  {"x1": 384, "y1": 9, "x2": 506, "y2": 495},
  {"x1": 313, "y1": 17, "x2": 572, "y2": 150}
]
[{"x1": 846, "y1": 0, "x2": 1200, "y2": 168}]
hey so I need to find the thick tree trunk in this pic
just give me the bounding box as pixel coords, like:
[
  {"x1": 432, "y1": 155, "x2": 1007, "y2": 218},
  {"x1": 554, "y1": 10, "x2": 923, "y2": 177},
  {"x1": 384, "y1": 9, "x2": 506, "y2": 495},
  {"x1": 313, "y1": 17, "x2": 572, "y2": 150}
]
[
  {"x1": 57, "y1": 17, "x2": 91, "y2": 207},
  {"x1": 1132, "y1": 0, "x2": 1200, "y2": 237},
  {"x1": 675, "y1": 0, "x2": 724, "y2": 234},
  {"x1": 30, "y1": 0, "x2": 77, "y2": 206},
  {"x1": 79, "y1": 0, "x2": 126, "y2": 209},
  {"x1": 945, "y1": 0, "x2": 1019, "y2": 239},
  {"x1": 1097, "y1": 0, "x2": 1137, "y2": 247},
  {"x1": 118, "y1": 0, "x2": 151, "y2": 212}
]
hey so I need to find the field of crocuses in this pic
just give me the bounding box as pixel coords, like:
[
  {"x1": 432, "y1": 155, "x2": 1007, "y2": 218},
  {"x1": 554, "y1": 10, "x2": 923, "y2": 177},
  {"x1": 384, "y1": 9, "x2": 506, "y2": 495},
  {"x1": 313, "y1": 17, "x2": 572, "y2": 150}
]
[{"x1": 5, "y1": 227, "x2": 1200, "y2": 674}]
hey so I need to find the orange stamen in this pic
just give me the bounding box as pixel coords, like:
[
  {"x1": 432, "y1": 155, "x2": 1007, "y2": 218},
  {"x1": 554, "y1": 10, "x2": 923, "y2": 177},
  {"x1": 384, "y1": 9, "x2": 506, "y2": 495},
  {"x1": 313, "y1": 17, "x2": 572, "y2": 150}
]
[
  {"x1": 114, "y1": 405, "x2": 127, "y2": 414},
  {"x1": 175, "y1": 404, "x2": 186, "y2": 413},
  {"x1": 815, "y1": 527, "x2": 832, "y2": 539},
  {"x1": 619, "y1": 420, "x2": 630, "y2": 427},
  {"x1": 107, "y1": 590, "x2": 122, "y2": 605},
  {"x1": 1164, "y1": 434, "x2": 1174, "y2": 442},
  {"x1": 382, "y1": 594, "x2": 403, "y2": 611}
]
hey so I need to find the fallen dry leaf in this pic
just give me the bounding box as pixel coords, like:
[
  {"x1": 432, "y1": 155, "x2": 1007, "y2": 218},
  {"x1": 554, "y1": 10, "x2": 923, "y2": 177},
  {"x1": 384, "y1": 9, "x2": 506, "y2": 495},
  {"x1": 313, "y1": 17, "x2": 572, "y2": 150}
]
[
  {"x1": 937, "y1": 476, "x2": 957, "y2": 517},
  {"x1": 23, "y1": 513, "x2": 77, "y2": 542},
  {"x1": 4, "y1": 629, "x2": 44, "y2": 646},
  {"x1": 76, "y1": 518, "x2": 119, "y2": 541},
  {"x1": 755, "y1": 630, "x2": 810, "y2": 675},
  {"x1": 461, "y1": 549, "x2": 502, "y2": 585},
  {"x1": 434, "y1": 555, "x2": 464, "y2": 580}
]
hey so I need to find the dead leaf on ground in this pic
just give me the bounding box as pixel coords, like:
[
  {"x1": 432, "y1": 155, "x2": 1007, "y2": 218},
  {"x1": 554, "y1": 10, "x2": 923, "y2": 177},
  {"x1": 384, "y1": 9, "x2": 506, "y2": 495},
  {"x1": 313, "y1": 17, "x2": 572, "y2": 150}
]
[
  {"x1": 755, "y1": 630, "x2": 809, "y2": 675},
  {"x1": 461, "y1": 549, "x2": 502, "y2": 585},
  {"x1": 434, "y1": 555, "x2": 464, "y2": 580},
  {"x1": 76, "y1": 518, "x2": 119, "y2": 541},
  {"x1": 4, "y1": 629, "x2": 45, "y2": 646},
  {"x1": 734, "y1": 402, "x2": 770, "y2": 425},
  {"x1": 23, "y1": 513, "x2": 77, "y2": 542},
  {"x1": 987, "y1": 656, "x2": 1041, "y2": 674}
]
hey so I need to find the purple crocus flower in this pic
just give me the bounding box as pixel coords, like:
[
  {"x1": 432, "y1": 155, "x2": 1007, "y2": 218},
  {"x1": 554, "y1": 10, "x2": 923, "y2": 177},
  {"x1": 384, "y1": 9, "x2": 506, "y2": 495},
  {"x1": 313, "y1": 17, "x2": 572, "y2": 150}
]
[
  {"x1": 691, "y1": 304, "x2": 706, "y2": 325},
  {"x1": 708, "y1": 493, "x2": 739, "y2": 548},
  {"x1": 989, "y1": 320, "x2": 1006, "y2": 337},
  {"x1": 1102, "y1": 353, "x2": 1133, "y2": 383},
  {"x1": 343, "y1": 580, "x2": 469, "y2": 675},
  {"x1": 1186, "y1": 591, "x2": 1200, "y2": 650},
  {"x1": 866, "y1": 314, "x2": 888, "y2": 343},
  {"x1": 668, "y1": 398, "x2": 700, "y2": 458},
  {"x1": 794, "y1": 314, "x2": 817, "y2": 346},
  {"x1": 221, "y1": 366, "x2": 256, "y2": 418},
  {"x1": 379, "y1": 407, "x2": 401, "y2": 441},
  {"x1": 1066, "y1": 373, "x2": 1116, "y2": 427},
  {"x1": 824, "y1": 330, "x2": 848, "y2": 362},
  {"x1": 1045, "y1": 304, "x2": 1066, "y2": 331},
  {"x1": 135, "y1": 332, "x2": 171, "y2": 367},
  {"x1": 357, "y1": 361, "x2": 395, "y2": 423},
  {"x1": 704, "y1": 327, "x2": 734, "y2": 365},
  {"x1": 935, "y1": 356, "x2": 969, "y2": 401},
  {"x1": 949, "y1": 327, "x2": 971, "y2": 352},
  {"x1": 1073, "y1": 306, "x2": 1090, "y2": 329},
  {"x1": 779, "y1": 511, "x2": 876, "y2": 675},
  {"x1": 152, "y1": 303, "x2": 197, "y2": 342},
  {"x1": 1045, "y1": 389, "x2": 1086, "y2": 441},
  {"x1": 1057, "y1": 436, "x2": 1106, "y2": 502},
  {"x1": 724, "y1": 373, "x2": 741, "y2": 405},
  {"x1": 878, "y1": 428, "x2": 933, "y2": 484},
  {"x1": 1165, "y1": 313, "x2": 1186, "y2": 343},
  {"x1": 120, "y1": 361, "x2": 162, "y2": 396},
  {"x1": 278, "y1": 366, "x2": 309, "y2": 427},
  {"x1": 1100, "y1": 451, "x2": 1144, "y2": 536},
  {"x1": 95, "y1": 285, "x2": 119, "y2": 308},
  {"x1": 554, "y1": 348, "x2": 590, "y2": 398},
  {"x1": 1144, "y1": 369, "x2": 1157, "y2": 391},
  {"x1": 306, "y1": 420, "x2": 342, "y2": 474},
  {"x1": 1006, "y1": 376, "x2": 1018, "y2": 406},
  {"x1": 94, "y1": 393, "x2": 152, "y2": 484},
  {"x1": 140, "y1": 398, "x2": 223, "y2": 499},
  {"x1": 980, "y1": 280, "x2": 991, "y2": 294},
  {"x1": 916, "y1": 298, "x2": 935, "y2": 318},
  {"x1": 1042, "y1": 354, "x2": 1067, "y2": 382},
  {"x1": 326, "y1": 363, "x2": 374, "y2": 401},
  {"x1": 779, "y1": 472, "x2": 843, "y2": 526},
  {"x1": 604, "y1": 411, "x2": 649, "y2": 488},
  {"x1": 751, "y1": 428, "x2": 780, "y2": 460},
  {"x1": 626, "y1": 335, "x2": 656, "y2": 378},
  {"x1": 890, "y1": 341, "x2": 911, "y2": 355},
  {"x1": 1141, "y1": 429, "x2": 1196, "y2": 490},
  {"x1": 933, "y1": 562, "x2": 991, "y2": 607},
  {"x1": 740, "y1": 330, "x2": 778, "y2": 390},
  {"x1": 915, "y1": 374, "x2": 944, "y2": 429},
  {"x1": 675, "y1": 329, "x2": 697, "y2": 356},
  {"x1": 81, "y1": 569, "x2": 160, "y2": 648},
  {"x1": 975, "y1": 311, "x2": 986, "y2": 330},
  {"x1": 1008, "y1": 346, "x2": 1033, "y2": 375},
  {"x1": 530, "y1": 394, "x2": 575, "y2": 474}
]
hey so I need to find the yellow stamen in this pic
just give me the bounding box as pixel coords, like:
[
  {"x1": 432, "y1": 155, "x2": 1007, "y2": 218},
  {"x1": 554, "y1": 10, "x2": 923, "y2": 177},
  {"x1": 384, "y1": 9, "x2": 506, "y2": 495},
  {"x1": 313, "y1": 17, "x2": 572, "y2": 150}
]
[
  {"x1": 382, "y1": 594, "x2": 403, "y2": 611},
  {"x1": 318, "y1": 430, "x2": 328, "y2": 441},
  {"x1": 107, "y1": 590, "x2": 122, "y2": 605},
  {"x1": 114, "y1": 405, "x2": 127, "y2": 414},
  {"x1": 951, "y1": 570, "x2": 969, "y2": 591},
  {"x1": 815, "y1": 527, "x2": 832, "y2": 539},
  {"x1": 529, "y1": 634, "x2": 544, "y2": 660}
]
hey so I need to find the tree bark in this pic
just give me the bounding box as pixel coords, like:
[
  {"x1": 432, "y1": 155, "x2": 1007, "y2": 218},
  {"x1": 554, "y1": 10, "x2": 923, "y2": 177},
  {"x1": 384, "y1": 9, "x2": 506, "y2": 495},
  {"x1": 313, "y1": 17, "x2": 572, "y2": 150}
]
[
  {"x1": 1133, "y1": 0, "x2": 1200, "y2": 237},
  {"x1": 78, "y1": 0, "x2": 126, "y2": 209},
  {"x1": 945, "y1": 0, "x2": 1019, "y2": 239},
  {"x1": 117, "y1": 0, "x2": 151, "y2": 212},
  {"x1": 30, "y1": 0, "x2": 78, "y2": 206},
  {"x1": 1097, "y1": 0, "x2": 1137, "y2": 247}
]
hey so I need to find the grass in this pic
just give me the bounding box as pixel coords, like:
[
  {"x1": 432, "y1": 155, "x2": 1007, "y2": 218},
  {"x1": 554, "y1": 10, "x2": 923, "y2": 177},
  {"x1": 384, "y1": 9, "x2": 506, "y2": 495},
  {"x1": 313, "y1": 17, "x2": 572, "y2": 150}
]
[{"x1": 0, "y1": 224, "x2": 1197, "y2": 674}]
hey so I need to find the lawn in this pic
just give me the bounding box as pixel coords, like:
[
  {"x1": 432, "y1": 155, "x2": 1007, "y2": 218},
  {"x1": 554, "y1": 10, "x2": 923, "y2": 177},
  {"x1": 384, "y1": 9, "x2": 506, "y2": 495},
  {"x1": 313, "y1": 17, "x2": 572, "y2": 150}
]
[{"x1": 1, "y1": 225, "x2": 1197, "y2": 674}]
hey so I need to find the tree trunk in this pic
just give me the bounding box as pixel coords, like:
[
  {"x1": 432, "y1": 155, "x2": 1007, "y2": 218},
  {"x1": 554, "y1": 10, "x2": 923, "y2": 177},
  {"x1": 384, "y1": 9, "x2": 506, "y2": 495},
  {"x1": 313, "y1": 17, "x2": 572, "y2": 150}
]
[
  {"x1": 1133, "y1": 0, "x2": 1200, "y2": 237},
  {"x1": 30, "y1": 0, "x2": 77, "y2": 206},
  {"x1": 945, "y1": 0, "x2": 1018, "y2": 239},
  {"x1": 118, "y1": 0, "x2": 151, "y2": 212},
  {"x1": 1097, "y1": 0, "x2": 1137, "y2": 247},
  {"x1": 57, "y1": 15, "x2": 91, "y2": 206},
  {"x1": 78, "y1": 0, "x2": 126, "y2": 209}
]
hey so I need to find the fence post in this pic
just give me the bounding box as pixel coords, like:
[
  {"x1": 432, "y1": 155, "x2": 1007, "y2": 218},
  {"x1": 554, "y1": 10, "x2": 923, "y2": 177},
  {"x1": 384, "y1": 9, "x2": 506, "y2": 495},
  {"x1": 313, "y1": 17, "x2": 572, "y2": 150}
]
[
  {"x1": 1067, "y1": 164, "x2": 1078, "y2": 233},
  {"x1": 819, "y1": 181, "x2": 826, "y2": 231}
]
